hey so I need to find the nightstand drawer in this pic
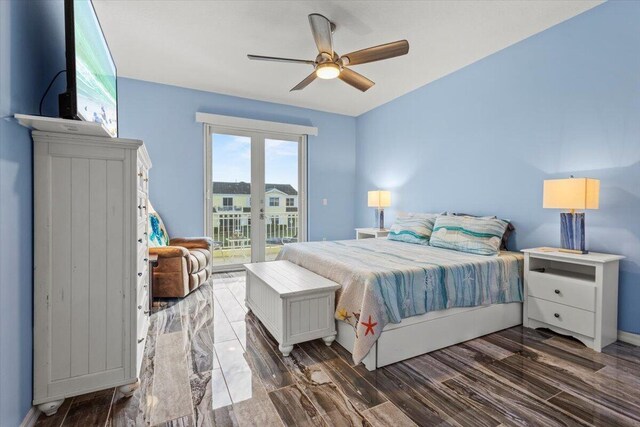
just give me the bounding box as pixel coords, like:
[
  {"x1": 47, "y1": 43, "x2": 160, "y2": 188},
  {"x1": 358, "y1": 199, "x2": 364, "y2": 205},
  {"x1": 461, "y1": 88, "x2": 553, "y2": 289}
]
[
  {"x1": 528, "y1": 297, "x2": 595, "y2": 338},
  {"x1": 527, "y1": 271, "x2": 596, "y2": 312}
]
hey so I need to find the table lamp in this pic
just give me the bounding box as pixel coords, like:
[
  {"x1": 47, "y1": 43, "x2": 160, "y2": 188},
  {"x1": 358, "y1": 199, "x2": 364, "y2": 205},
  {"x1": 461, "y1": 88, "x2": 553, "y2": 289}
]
[
  {"x1": 543, "y1": 177, "x2": 599, "y2": 254},
  {"x1": 368, "y1": 190, "x2": 391, "y2": 229}
]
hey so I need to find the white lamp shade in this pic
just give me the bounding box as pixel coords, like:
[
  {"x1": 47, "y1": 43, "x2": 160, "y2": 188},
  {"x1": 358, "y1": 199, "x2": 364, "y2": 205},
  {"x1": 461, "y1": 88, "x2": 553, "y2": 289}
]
[
  {"x1": 543, "y1": 178, "x2": 600, "y2": 210},
  {"x1": 368, "y1": 190, "x2": 391, "y2": 208}
]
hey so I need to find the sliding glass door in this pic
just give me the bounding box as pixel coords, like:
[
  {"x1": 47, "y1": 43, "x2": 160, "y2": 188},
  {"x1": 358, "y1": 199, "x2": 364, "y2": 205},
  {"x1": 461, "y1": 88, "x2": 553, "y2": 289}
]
[{"x1": 205, "y1": 128, "x2": 306, "y2": 271}]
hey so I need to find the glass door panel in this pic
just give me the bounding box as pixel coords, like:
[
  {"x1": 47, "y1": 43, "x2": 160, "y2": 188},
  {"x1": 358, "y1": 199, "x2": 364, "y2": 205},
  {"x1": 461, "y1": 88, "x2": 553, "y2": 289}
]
[
  {"x1": 264, "y1": 138, "x2": 299, "y2": 262},
  {"x1": 211, "y1": 133, "x2": 253, "y2": 269},
  {"x1": 207, "y1": 128, "x2": 305, "y2": 271}
]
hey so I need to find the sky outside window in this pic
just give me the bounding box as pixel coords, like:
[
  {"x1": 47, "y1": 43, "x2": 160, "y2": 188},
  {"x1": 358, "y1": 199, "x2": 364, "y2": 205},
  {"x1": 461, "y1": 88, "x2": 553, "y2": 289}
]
[{"x1": 212, "y1": 134, "x2": 298, "y2": 189}]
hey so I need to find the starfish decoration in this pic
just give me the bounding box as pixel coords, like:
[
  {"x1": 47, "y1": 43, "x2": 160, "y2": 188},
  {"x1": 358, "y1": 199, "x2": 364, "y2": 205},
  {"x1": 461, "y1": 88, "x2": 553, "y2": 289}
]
[
  {"x1": 361, "y1": 315, "x2": 378, "y2": 336},
  {"x1": 462, "y1": 270, "x2": 473, "y2": 285},
  {"x1": 336, "y1": 308, "x2": 351, "y2": 321},
  {"x1": 425, "y1": 275, "x2": 437, "y2": 291}
]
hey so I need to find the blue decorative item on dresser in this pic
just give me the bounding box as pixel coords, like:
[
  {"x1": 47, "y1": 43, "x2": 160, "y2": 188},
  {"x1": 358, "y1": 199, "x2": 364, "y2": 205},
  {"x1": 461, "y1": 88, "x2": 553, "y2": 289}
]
[{"x1": 543, "y1": 177, "x2": 600, "y2": 254}]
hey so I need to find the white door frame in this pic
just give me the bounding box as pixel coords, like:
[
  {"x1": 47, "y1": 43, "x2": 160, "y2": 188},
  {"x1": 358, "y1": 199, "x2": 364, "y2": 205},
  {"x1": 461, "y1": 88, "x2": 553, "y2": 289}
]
[{"x1": 203, "y1": 125, "x2": 308, "y2": 271}]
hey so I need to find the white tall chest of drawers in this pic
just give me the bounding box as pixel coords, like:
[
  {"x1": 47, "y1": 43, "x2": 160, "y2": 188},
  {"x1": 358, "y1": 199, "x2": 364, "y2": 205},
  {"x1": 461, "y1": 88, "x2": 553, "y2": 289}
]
[
  {"x1": 32, "y1": 131, "x2": 152, "y2": 416},
  {"x1": 522, "y1": 248, "x2": 624, "y2": 352}
]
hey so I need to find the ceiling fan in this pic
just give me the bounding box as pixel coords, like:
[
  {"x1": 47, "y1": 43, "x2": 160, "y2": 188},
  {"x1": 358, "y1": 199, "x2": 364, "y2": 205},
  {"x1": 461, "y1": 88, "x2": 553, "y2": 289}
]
[{"x1": 248, "y1": 13, "x2": 409, "y2": 92}]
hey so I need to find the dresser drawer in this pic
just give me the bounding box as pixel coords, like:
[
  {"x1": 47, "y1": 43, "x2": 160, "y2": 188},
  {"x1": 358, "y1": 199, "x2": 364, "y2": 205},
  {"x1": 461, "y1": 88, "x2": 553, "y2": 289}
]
[
  {"x1": 527, "y1": 271, "x2": 596, "y2": 312},
  {"x1": 137, "y1": 162, "x2": 149, "y2": 195},
  {"x1": 137, "y1": 265, "x2": 148, "y2": 291},
  {"x1": 136, "y1": 302, "x2": 149, "y2": 343},
  {"x1": 137, "y1": 284, "x2": 148, "y2": 313},
  {"x1": 137, "y1": 245, "x2": 149, "y2": 268},
  {"x1": 528, "y1": 296, "x2": 595, "y2": 338},
  {"x1": 137, "y1": 230, "x2": 148, "y2": 256},
  {"x1": 137, "y1": 264, "x2": 148, "y2": 289},
  {"x1": 137, "y1": 218, "x2": 147, "y2": 238},
  {"x1": 135, "y1": 307, "x2": 148, "y2": 376},
  {"x1": 136, "y1": 194, "x2": 148, "y2": 222}
]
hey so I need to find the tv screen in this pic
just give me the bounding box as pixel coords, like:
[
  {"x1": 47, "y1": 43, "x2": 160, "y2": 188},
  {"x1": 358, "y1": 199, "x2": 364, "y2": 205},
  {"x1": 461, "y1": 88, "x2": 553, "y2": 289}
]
[{"x1": 60, "y1": 0, "x2": 118, "y2": 137}]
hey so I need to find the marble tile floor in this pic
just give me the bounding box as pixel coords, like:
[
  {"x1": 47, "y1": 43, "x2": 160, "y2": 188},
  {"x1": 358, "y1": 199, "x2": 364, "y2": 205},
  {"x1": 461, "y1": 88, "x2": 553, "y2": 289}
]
[{"x1": 35, "y1": 271, "x2": 640, "y2": 426}]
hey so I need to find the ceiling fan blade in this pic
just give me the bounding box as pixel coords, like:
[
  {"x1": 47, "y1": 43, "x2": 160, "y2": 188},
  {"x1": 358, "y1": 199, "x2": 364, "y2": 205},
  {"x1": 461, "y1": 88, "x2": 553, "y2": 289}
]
[
  {"x1": 342, "y1": 40, "x2": 409, "y2": 66},
  {"x1": 247, "y1": 54, "x2": 315, "y2": 65},
  {"x1": 308, "y1": 13, "x2": 333, "y2": 55},
  {"x1": 290, "y1": 71, "x2": 318, "y2": 91},
  {"x1": 338, "y1": 68, "x2": 374, "y2": 92}
]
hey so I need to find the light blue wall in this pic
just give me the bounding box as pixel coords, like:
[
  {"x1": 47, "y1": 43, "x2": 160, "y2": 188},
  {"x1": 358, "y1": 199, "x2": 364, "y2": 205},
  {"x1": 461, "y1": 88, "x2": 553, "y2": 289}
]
[
  {"x1": 355, "y1": 1, "x2": 640, "y2": 333},
  {"x1": 0, "y1": 0, "x2": 65, "y2": 423},
  {"x1": 117, "y1": 78, "x2": 356, "y2": 242}
]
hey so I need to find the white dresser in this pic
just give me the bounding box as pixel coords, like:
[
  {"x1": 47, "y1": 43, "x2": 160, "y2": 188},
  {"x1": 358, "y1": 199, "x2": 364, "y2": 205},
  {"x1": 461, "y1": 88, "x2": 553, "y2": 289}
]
[
  {"x1": 32, "y1": 131, "x2": 152, "y2": 416},
  {"x1": 522, "y1": 248, "x2": 624, "y2": 352}
]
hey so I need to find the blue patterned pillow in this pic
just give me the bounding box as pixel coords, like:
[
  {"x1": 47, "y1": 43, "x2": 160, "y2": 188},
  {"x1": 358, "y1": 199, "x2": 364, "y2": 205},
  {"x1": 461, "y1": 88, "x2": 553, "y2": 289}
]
[
  {"x1": 388, "y1": 215, "x2": 437, "y2": 245},
  {"x1": 148, "y1": 203, "x2": 170, "y2": 247},
  {"x1": 430, "y1": 215, "x2": 508, "y2": 255}
]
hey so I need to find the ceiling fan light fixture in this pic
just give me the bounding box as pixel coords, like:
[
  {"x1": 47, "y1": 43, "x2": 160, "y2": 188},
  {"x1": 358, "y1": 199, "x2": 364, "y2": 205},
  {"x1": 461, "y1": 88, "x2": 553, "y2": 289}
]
[{"x1": 315, "y1": 63, "x2": 340, "y2": 79}]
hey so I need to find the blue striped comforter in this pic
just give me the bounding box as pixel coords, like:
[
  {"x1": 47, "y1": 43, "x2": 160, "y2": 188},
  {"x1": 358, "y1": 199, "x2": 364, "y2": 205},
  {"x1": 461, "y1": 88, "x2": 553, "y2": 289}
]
[{"x1": 277, "y1": 238, "x2": 523, "y2": 364}]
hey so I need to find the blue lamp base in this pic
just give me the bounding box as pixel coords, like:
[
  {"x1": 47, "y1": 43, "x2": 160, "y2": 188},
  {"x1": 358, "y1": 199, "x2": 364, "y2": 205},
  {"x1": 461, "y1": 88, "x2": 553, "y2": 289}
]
[
  {"x1": 560, "y1": 212, "x2": 587, "y2": 253},
  {"x1": 373, "y1": 208, "x2": 385, "y2": 229}
]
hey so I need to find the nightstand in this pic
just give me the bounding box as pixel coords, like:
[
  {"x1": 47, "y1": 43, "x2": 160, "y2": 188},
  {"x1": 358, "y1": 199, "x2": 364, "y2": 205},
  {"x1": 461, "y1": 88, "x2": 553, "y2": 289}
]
[
  {"x1": 522, "y1": 248, "x2": 624, "y2": 352},
  {"x1": 355, "y1": 228, "x2": 390, "y2": 240}
]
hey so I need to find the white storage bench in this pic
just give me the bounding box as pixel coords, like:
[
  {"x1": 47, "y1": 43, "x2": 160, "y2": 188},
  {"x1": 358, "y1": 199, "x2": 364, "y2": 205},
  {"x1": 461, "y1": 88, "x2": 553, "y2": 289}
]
[{"x1": 244, "y1": 260, "x2": 341, "y2": 356}]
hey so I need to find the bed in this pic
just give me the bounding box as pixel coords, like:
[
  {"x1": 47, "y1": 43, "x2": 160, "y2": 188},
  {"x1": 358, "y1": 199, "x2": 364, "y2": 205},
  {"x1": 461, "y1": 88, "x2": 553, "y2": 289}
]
[{"x1": 277, "y1": 238, "x2": 524, "y2": 370}]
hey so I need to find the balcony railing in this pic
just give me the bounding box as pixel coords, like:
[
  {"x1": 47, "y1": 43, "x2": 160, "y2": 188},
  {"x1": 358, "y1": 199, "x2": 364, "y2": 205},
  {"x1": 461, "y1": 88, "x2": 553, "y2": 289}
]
[
  {"x1": 212, "y1": 212, "x2": 298, "y2": 249},
  {"x1": 215, "y1": 206, "x2": 243, "y2": 212}
]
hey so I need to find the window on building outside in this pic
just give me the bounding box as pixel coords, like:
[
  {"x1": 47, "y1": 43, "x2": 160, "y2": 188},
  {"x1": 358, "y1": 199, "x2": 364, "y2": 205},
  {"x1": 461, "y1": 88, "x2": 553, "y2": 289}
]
[
  {"x1": 269, "y1": 197, "x2": 279, "y2": 207},
  {"x1": 286, "y1": 197, "x2": 294, "y2": 207}
]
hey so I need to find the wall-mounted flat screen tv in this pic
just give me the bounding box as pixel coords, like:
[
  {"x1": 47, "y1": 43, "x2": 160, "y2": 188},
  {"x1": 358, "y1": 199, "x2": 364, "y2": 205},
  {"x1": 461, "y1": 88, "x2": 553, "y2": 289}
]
[{"x1": 59, "y1": 0, "x2": 118, "y2": 138}]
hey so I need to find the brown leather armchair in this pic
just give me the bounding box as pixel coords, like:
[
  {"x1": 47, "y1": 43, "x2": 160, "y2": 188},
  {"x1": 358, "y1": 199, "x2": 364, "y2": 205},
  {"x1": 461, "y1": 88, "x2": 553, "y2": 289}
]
[{"x1": 149, "y1": 237, "x2": 213, "y2": 298}]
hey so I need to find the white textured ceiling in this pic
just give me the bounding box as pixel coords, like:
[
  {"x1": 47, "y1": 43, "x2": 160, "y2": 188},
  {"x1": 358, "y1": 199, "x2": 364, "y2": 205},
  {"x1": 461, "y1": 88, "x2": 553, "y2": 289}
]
[{"x1": 93, "y1": 0, "x2": 602, "y2": 116}]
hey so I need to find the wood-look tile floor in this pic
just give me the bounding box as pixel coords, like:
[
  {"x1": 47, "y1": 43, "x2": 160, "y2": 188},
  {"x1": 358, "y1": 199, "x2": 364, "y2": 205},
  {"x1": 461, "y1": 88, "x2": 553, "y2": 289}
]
[{"x1": 36, "y1": 272, "x2": 640, "y2": 427}]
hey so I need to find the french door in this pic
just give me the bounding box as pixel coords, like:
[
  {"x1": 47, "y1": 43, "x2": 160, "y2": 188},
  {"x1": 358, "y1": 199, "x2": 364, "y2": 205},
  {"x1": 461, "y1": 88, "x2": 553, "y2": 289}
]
[{"x1": 204, "y1": 126, "x2": 307, "y2": 271}]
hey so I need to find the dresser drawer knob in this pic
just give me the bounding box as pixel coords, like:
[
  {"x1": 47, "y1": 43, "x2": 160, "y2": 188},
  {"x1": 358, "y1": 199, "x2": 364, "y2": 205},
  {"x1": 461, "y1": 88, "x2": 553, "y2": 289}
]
[
  {"x1": 138, "y1": 238, "x2": 143, "y2": 243},
  {"x1": 144, "y1": 178, "x2": 149, "y2": 182},
  {"x1": 138, "y1": 272, "x2": 143, "y2": 277},
  {"x1": 144, "y1": 310, "x2": 150, "y2": 315},
  {"x1": 138, "y1": 305, "x2": 142, "y2": 310},
  {"x1": 144, "y1": 258, "x2": 148, "y2": 262},
  {"x1": 554, "y1": 289, "x2": 560, "y2": 294},
  {"x1": 138, "y1": 338, "x2": 145, "y2": 344},
  {"x1": 138, "y1": 172, "x2": 143, "y2": 177},
  {"x1": 554, "y1": 313, "x2": 560, "y2": 318},
  {"x1": 138, "y1": 205, "x2": 142, "y2": 210}
]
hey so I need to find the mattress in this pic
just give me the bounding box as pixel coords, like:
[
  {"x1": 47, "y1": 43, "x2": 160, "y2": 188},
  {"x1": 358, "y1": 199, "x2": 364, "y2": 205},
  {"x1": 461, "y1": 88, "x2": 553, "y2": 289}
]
[{"x1": 277, "y1": 238, "x2": 523, "y2": 364}]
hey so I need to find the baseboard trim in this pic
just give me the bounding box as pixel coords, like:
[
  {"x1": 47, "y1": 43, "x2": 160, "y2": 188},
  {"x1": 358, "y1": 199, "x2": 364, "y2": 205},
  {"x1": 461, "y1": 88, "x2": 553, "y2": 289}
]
[
  {"x1": 20, "y1": 407, "x2": 40, "y2": 427},
  {"x1": 618, "y1": 330, "x2": 640, "y2": 346}
]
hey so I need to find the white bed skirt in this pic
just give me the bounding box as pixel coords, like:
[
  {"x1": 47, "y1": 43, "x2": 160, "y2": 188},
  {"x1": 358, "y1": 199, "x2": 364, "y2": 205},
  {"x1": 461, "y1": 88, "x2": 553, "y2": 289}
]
[{"x1": 335, "y1": 302, "x2": 523, "y2": 370}]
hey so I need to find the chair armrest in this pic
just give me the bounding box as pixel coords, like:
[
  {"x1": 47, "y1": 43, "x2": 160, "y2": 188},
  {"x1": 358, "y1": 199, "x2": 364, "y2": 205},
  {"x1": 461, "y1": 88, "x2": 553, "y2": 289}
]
[
  {"x1": 149, "y1": 246, "x2": 189, "y2": 258},
  {"x1": 169, "y1": 237, "x2": 212, "y2": 250}
]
